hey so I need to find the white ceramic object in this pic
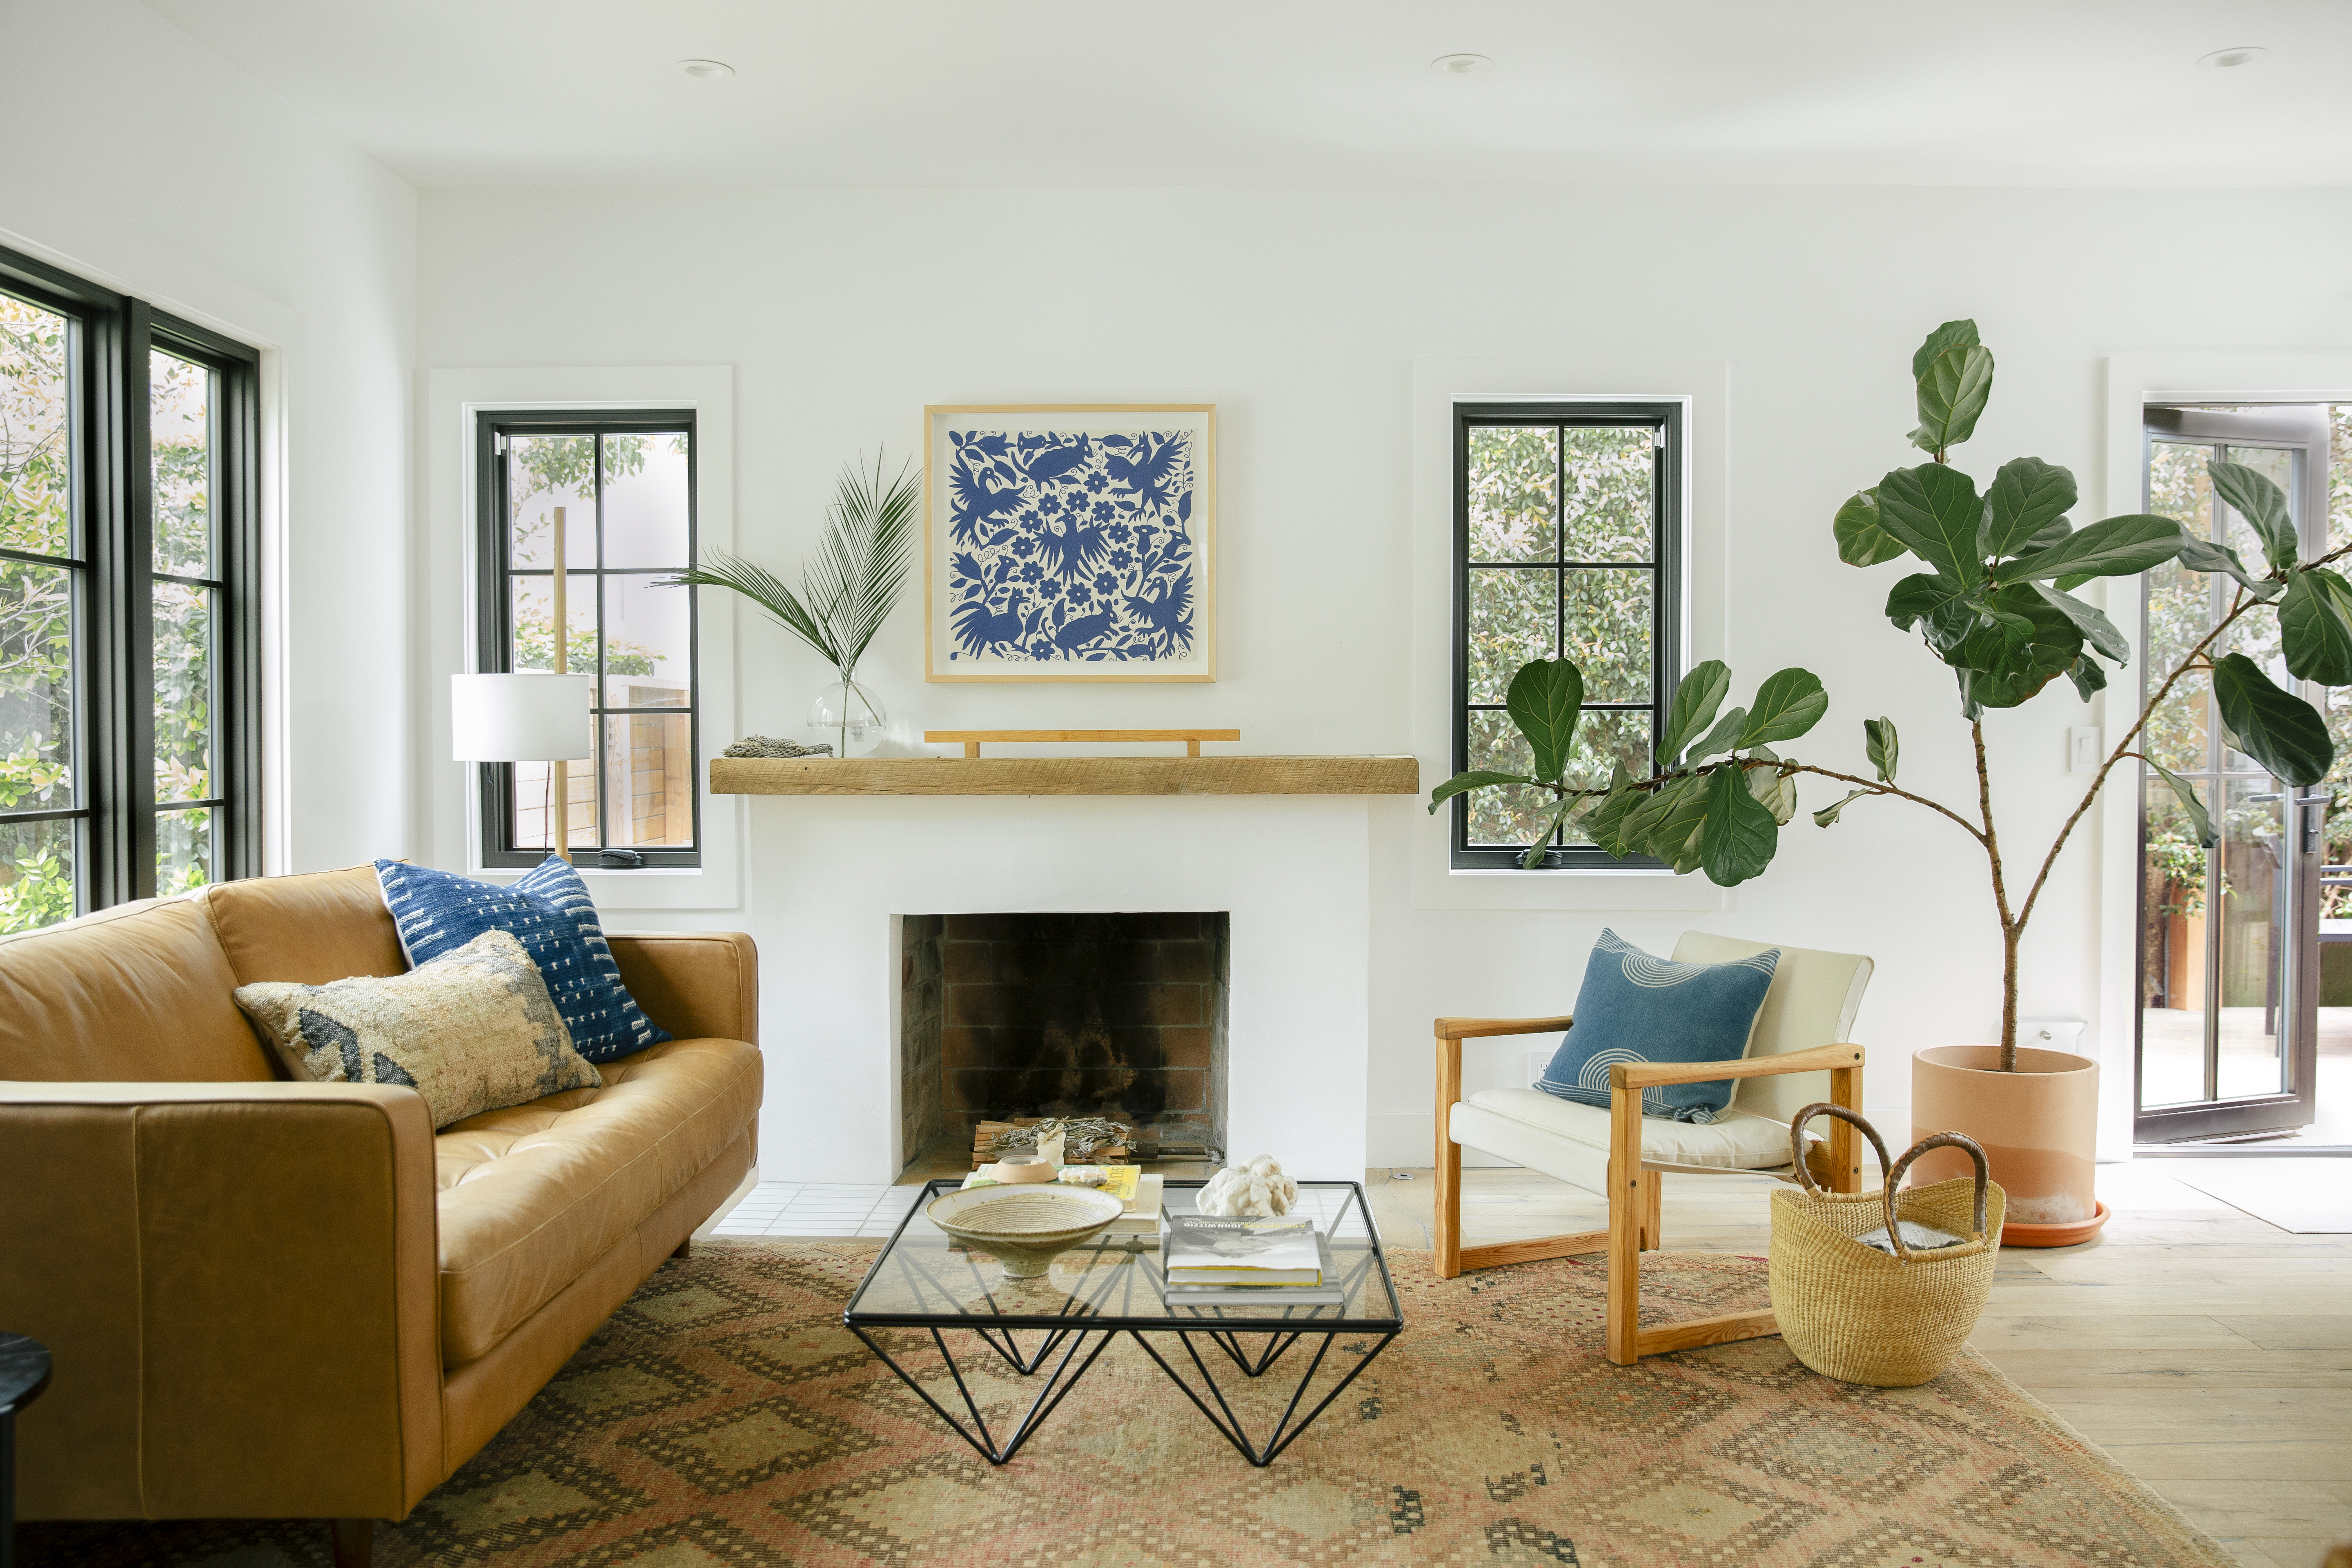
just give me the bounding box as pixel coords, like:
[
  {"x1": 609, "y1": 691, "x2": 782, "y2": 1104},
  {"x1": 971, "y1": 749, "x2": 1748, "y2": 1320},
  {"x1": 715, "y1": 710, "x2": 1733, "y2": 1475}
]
[
  {"x1": 926, "y1": 1184, "x2": 1125, "y2": 1277},
  {"x1": 987, "y1": 1154, "x2": 1056, "y2": 1184},
  {"x1": 1196, "y1": 1155, "x2": 1299, "y2": 1218}
]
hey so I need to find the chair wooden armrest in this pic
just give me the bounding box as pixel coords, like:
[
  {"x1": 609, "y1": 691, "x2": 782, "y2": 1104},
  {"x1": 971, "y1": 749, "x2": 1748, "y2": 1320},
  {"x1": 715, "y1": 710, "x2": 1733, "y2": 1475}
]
[
  {"x1": 1434, "y1": 1015, "x2": 1575, "y2": 1040},
  {"x1": 1610, "y1": 1042, "x2": 1864, "y2": 1089}
]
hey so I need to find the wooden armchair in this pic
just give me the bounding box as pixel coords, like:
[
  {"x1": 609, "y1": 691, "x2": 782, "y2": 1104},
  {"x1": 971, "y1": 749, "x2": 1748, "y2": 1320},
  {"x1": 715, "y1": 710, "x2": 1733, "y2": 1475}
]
[{"x1": 1433, "y1": 933, "x2": 1872, "y2": 1365}]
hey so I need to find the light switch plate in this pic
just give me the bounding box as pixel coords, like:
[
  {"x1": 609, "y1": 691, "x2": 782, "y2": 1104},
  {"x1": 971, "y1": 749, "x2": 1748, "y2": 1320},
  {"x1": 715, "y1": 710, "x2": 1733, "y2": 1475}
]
[{"x1": 2068, "y1": 726, "x2": 2101, "y2": 774}]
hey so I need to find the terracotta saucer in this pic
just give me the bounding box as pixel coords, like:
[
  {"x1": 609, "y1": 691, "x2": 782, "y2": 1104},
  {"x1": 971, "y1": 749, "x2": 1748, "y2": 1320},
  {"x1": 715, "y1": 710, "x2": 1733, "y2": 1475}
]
[{"x1": 1998, "y1": 1201, "x2": 2109, "y2": 1249}]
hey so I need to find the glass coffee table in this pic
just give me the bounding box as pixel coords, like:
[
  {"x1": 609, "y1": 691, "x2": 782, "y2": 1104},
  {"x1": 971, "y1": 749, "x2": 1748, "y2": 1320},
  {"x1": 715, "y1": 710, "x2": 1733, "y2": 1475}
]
[{"x1": 845, "y1": 1178, "x2": 1402, "y2": 1466}]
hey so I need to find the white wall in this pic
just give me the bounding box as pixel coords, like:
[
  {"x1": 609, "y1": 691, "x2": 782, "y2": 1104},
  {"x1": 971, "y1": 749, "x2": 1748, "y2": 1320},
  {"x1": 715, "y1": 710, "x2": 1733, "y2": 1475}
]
[
  {"x1": 413, "y1": 183, "x2": 2352, "y2": 1164},
  {"x1": 1, "y1": 0, "x2": 416, "y2": 873}
]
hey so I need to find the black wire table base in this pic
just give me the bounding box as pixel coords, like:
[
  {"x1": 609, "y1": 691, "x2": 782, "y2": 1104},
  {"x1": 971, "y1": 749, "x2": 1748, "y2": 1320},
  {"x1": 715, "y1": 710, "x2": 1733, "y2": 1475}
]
[{"x1": 853, "y1": 1320, "x2": 1399, "y2": 1467}]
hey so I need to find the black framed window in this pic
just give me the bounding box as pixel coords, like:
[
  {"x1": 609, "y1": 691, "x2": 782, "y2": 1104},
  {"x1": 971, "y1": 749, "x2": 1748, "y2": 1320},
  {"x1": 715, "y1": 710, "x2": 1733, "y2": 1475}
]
[
  {"x1": 1451, "y1": 401, "x2": 1684, "y2": 870},
  {"x1": 0, "y1": 243, "x2": 260, "y2": 932},
  {"x1": 475, "y1": 410, "x2": 699, "y2": 869}
]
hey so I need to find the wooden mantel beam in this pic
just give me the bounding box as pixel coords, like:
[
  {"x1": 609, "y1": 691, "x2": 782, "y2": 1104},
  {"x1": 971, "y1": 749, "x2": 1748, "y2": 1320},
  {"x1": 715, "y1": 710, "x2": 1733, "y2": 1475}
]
[{"x1": 709, "y1": 755, "x2": 1419, "y2": 797}]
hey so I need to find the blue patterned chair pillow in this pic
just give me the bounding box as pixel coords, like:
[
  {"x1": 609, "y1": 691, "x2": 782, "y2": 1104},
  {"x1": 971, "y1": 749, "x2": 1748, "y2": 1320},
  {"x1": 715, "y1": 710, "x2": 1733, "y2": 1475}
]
[
  {"x1": 374, "y1": 856, "x2": 671, "y2": 1065},
  {"x1": 1535, "y1": 929, "x2": 1780, "y2": 1123}
]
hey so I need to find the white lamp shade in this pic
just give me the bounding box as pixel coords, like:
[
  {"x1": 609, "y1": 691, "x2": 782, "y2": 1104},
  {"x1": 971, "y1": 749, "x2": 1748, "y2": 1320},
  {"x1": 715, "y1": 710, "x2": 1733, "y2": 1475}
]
[{"x1": 451, "y1": 673, "x2": 594, "y2": 762}]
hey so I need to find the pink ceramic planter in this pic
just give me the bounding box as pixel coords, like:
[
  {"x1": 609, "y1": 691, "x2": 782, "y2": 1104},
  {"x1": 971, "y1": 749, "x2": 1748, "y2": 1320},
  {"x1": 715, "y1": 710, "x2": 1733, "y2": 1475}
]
[{"x1": 1910, "y1": 1044, "x2": 2108, "y2": 1248}]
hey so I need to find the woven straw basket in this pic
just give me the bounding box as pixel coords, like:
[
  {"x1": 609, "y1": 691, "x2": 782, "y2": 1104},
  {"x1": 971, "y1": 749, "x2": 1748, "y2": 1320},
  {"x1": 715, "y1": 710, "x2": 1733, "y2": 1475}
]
[{"x1": 1769, "y1": 1104, "x2": 2006, "y2": 1387}]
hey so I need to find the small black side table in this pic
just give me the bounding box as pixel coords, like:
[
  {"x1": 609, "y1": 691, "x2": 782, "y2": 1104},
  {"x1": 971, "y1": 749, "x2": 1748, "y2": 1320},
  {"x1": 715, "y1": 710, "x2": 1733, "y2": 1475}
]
[{"x1": 0, "y1": 1334, "x2": 52, "y2": 1568}]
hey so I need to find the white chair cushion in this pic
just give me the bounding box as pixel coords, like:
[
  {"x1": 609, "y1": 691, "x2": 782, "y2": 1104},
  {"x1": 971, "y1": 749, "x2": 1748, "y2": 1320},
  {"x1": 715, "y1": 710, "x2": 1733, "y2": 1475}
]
[{"x1": 1464, "y1": 1088, "x2": 1796, "y2": 1169}]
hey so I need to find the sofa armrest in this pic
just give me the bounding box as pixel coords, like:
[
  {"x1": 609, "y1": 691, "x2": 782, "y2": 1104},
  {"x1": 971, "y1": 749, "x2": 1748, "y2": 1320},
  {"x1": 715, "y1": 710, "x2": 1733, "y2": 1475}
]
[
  {"x1": 610, "y1": 931, "x2": 759, "y2": 1044},
  {"x1": 0, "y1": 1082, "x2": 442, "y2": 1522}
]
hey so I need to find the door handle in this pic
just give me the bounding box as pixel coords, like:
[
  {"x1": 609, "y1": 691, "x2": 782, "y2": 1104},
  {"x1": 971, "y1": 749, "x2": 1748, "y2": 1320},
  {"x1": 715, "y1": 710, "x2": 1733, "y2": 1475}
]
[{"x1": 2295, "y1": 794, "x2": 2332, "y2": 853}]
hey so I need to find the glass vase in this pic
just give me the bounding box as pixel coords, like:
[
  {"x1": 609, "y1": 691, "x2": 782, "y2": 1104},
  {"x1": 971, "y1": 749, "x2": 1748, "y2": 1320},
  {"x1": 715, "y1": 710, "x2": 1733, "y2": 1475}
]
[{"x1": 808, "y1": 678, "x2": 886, "y2": 756}]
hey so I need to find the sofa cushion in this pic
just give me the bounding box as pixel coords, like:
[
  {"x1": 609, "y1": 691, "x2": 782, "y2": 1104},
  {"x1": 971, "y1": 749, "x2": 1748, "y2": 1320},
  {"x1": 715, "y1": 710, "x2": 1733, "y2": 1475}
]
[
  {"x1": 0, "y1": 897, "x2": 273, "y2": 1082},
  {"x1": 378, "y1": 857, "x2": 670, "y2": 1064},
  {"x1": 432, "y1": 1036, "x2": 761, "y2": 1365},
  {"x1": 234, "y1": 931, "x2": 602, "y2": 1129},
  {"x1": 199, "y1": 863, "x2": 409, "y2": 986}
]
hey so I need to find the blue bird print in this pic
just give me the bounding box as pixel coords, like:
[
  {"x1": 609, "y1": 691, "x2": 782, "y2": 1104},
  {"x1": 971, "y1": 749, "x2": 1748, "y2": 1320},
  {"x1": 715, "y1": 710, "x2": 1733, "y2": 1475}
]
[
  {"x1": 1122, "y1": 573, "x2": 1194, "y2": 656},
  {"x1": 950, "y1": 456, "x2": 1026, "y2": 545},
  {"x1": 1039, "y1": 513, "x2": 1113, "y2": 582},
  {"x1": 950, "y1": 595, "x2": 1040, "y2": 658},
  {"x1": 1104, "y1": 434, "x2": 1187, "y2": 516}
]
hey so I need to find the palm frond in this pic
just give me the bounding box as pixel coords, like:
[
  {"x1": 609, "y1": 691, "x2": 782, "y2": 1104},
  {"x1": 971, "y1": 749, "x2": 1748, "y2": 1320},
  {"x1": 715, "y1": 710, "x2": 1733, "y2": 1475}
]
[{"x1": 655, "y1": 450, "x2": 919, "y2": 679}]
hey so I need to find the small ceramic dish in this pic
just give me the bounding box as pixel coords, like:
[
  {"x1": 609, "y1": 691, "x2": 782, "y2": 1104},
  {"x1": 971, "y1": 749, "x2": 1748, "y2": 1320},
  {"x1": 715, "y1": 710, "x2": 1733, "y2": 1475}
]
[
  {"x1": 987, "y1": 1154, "x2": 1056, "y2": 1184},
  {"x1": 925, "y1": 1184, "x2": 1125, "y2": 1277}
]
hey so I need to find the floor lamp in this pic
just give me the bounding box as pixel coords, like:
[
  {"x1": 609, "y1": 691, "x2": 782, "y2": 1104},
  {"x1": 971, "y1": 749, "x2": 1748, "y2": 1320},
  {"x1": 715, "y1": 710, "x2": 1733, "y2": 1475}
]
[{"x1": 453, "y1": 670, "x2": 593, "y2": 864}]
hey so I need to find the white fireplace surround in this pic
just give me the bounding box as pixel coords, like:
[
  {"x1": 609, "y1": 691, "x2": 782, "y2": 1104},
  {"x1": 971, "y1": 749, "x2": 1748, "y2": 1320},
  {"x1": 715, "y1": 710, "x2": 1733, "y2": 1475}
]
[{"x1": 748, "y1": 793, "x2": 1373, "y2": 1185}]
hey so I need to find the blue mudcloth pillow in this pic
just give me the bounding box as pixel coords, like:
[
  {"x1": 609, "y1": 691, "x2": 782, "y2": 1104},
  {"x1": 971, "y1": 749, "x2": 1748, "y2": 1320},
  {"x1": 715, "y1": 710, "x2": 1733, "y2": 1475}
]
[
  {"x1": 374, "y1": 855, "x2": 671, "y2": 1065},
  {"x1": 1535, "y1": 929, "x2": 1780, "y2": 1123}
]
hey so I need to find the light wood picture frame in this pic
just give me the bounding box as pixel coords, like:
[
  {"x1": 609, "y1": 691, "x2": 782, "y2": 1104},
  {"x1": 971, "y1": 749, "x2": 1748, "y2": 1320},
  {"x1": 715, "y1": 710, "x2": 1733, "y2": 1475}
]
[{"x1": 923, "y1": 404, "x2": 1215, "y2": 683}]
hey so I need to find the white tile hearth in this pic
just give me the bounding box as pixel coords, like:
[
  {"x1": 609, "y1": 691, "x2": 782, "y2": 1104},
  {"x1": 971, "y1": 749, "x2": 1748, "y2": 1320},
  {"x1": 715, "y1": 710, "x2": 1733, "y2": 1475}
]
[{"x1": 704, "y1": 1181, "x2": 928, "y2": 1238}]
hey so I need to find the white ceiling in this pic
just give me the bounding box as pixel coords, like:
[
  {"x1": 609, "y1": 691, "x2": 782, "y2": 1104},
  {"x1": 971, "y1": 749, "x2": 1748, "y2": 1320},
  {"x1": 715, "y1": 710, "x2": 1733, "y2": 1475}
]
[{"x1": 144, "y1": 0, "x2": 2352, "y2": 189}]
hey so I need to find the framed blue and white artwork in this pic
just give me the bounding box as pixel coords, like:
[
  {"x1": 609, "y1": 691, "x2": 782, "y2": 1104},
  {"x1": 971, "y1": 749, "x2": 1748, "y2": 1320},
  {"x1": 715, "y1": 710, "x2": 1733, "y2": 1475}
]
[{"x1": 922, "y1": 404, "x2": 1215, "y2": 682}]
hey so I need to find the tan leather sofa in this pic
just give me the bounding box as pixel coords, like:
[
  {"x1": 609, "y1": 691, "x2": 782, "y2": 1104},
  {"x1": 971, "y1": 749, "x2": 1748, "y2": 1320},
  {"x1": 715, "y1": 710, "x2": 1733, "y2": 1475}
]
[{"x1": 0, "y1": 864, "x2": 762, "y2": 1565}]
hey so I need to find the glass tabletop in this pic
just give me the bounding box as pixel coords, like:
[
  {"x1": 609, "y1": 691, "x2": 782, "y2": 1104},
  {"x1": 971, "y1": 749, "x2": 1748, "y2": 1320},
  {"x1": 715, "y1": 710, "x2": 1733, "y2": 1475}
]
[{"x1": 844, "y1": 1179, "x2": 1401, "y2": 1332}]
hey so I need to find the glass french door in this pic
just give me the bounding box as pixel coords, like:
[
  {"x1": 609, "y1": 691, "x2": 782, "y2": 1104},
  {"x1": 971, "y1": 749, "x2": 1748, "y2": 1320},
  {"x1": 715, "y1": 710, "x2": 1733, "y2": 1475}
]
[{"x1": 2136, "y1": 405, "x2": 2331, "y2": 1142}]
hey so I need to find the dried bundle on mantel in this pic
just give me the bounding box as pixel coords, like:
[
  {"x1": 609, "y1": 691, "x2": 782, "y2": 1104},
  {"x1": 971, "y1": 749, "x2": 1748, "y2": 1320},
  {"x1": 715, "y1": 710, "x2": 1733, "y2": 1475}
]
[
  {"x1": 722, "y1": 735, "x2": 833, "y2": 759},
  {"x1": 973, "y1": 1116, "x2": 1133, "y2": 1169}
]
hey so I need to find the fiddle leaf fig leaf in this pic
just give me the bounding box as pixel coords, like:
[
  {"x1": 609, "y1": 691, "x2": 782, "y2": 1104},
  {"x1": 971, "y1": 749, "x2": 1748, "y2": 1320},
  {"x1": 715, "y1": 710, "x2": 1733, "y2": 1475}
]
[
  {"x1": 1427, "y1": 770, "x2": 1535, "y2": 813},
  {"x1": 1911, "y1": 345, "x2": 1995, "y2": 457},
  {"x1": 1582, "y1": 764, "x2": 1641, "y2": 858},
  {"x1": 1740, "y1": 668, "x2": 1830, "y2": 745},
  {"x1": 1699, "y1": 763, "x2": 1782, "y2": 886},
  {"x1": 1953, "y1": 587, "x2": 2082, "y2": 709},
  {"x1": 1504, "y1": 657, "x2": 1583, "y2": 784},
  {"x1": 2169, "y1": 528, "x2": 2273, "y2": 597},
  {"x1": 2279, "y1": 567, "x2": 2352, "y2": 686},
  {"x1": 1630, "y1": 772, "x2": 1709, "y2": 863},
  {"x1": 1746, "y1": 747, "x2": 1797, "y2": 825},
  {"x1": 1981, "y1": 457, "x2": 2077, "y2": 560},
  {"x1": 1659, "y1": 660, "x2": 1731, "y2": 764},
  {"x1": 2003, "y1": 514, "x2": 2186, "y2": 584},
  {"x1": 1685, "y1": 705, "x2": 1748, "y2": 764},
  {"x1": 2211, "y1": 461, "x2": 2298, "y2": 572},
  {"x1": 2065, "y1": 654, "x2": 2107, "y2": 702},
  {"x1": 1519, "y1": 794, "x2": 1579, "y2": 869},
  {"x1": 1886, "y1": 572, "x2": 1974, "y2": 653},
  {"x1": 2212, "y1": 652, "x2": 2334, "y2": 786},
  {"x1": 1834, "y1": 488, "x2": 1908, "y2": 567},
  {"x1": 2018, "y1": 515, "x2": 2073, "y2": 554},
  {"x1": 1911, "y1": 318, "x2": 1980, "y2": 381},
  {"x1": 2145, "y1": 759, "x2": 2217, "y2": 850},
  {"x1": 1863, "y1": 717, "x2": 1898, "y2": 783},
  {"x1": 1875, "y1": 464, "x2": 1986, "y2": 590},
  {"x1": 2028, "y1": 582, "x2": 2131, "y2": 664},
  {"x1": 1813, "y1": 788, "x2": 1871, "y2": 828}
]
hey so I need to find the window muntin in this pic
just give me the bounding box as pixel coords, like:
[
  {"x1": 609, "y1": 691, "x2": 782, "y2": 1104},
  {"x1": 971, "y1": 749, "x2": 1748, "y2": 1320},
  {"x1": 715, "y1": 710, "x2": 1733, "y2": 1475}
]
[
  {"x1": 477, "y1": 415, "x2": 699, "y2": 869},
  {"x1": 0, "y1": 248, "x2": 257, "y2": 933},
  {"x1": 1451, "y1": 402, "x2": 1682, "y2": 871}
]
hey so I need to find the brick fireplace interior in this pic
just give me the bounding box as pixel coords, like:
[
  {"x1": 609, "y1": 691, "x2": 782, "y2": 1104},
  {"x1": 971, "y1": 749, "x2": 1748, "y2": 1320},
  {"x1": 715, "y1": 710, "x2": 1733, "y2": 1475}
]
[{"x1": 898, "y1": 912, "x2": 1229, "y2": 1172}]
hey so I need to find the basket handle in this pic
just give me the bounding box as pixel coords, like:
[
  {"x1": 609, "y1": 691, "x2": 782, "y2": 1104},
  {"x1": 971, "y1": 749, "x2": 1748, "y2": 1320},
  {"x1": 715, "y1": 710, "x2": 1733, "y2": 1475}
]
[
  {"x1": 1787, "y1": 1102, "x2": 1892, "y2": 1200},
  {"x1": 1885, "y1": 1131, "x2": 1993, "y2": 1258}
]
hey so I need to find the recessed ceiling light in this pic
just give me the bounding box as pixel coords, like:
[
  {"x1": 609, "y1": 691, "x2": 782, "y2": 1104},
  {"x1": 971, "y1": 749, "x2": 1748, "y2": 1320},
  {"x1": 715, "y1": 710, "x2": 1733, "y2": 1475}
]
[
  {"x1": 1431, "y1": 53, "x2": 1492, "y2": 76},
  {"x1": 2197, "y1": 45, "x2": 2266, "y2": 69},
  {"x1": 675, "y1": 58, "x2": 735, "y2": 80}
]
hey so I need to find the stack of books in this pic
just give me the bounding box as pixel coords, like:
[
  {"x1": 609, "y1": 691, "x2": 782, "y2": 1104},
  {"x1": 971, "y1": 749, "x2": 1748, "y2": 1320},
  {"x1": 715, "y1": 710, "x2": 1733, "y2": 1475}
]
[{"x1": 1160, "y1": 1213, "x2": 1343, "y2": 1305}]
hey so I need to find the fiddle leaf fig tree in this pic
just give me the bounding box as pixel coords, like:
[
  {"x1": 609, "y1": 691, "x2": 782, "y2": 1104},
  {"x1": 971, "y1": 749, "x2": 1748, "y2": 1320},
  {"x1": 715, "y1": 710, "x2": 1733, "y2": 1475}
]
[{"x1": 1432, "y1": 319, "x2": 2350, "y2": 1069}]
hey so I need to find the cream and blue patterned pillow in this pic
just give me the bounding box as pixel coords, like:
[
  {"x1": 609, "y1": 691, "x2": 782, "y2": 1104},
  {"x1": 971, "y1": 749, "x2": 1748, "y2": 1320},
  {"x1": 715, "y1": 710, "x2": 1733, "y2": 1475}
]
[
  {"x1": 374, "y1": 855, "x2": 670, "y2": 1065},
  {"x1": 1535, "y1": 929, "x2": 1780, "y2": 1123}
]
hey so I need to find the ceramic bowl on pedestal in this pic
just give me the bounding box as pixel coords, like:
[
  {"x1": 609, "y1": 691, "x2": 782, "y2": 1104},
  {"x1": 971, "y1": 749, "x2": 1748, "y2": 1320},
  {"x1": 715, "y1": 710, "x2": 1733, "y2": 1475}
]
[{"x1": 924, "y1": 1185, "x2": 1125, "y2": 1278}]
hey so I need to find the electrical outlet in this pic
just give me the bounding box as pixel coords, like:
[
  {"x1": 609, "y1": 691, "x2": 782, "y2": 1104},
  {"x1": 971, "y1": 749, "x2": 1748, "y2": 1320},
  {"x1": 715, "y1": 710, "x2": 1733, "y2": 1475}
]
[{"x1": 2068, "y1": 726, "x2": 2101, "y2": 774}]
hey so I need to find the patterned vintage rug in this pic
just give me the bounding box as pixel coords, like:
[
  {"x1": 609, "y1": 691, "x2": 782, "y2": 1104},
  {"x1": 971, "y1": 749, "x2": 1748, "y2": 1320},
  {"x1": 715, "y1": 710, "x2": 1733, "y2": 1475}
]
[{"x1": 21, "y1": 1240, "x2": 2231, "y2": 1567}]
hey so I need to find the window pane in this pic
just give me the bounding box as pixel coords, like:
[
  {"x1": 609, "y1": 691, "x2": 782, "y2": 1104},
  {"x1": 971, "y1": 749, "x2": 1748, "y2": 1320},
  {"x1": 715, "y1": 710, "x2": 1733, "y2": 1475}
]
[
  {"x1": 1, "y1": 293, "x2": 73, "y2": 560},
  {"x1": 601, "y1": 433, "x2": 691, "y2": 568},
  {"x1": 508, "y1": 435, "x2": 595, "y2": 570},
  {"x1": 1, "y1": 559, "x2": 74, "y2": 813},
  {"x1": 604, "y1": 712, "x2": 694, "y2": 848},
  {"x1": 156, "y1": 805, "x2": 213, "y2": 895},
  {"x1": 1466, "y1": 567, "x2": 1554, "y2": 704},
  {"x1": 512, "y1": 744, "x2": 599, "y2": 851},
  {"x1": 2140, "y1": 778, "x2": 2205, "y2": 1108},
  {"x1": 511, "y1": 574, "x2": 597, "y2": 674},
  {"x1": 1466, "y1": 426, "x2": 1557, "y2": 561},
  {"x1": 600, "y1": 574, "x2": 691, "y2": 707},
  {"x1": 1464, "y1": 710, "x2": 1554, "y2": 846},
  {"x1": 1560, "y1": 426, "x2": 1654, "y2": 561},
  {"x1": 1561, "y1": 569, "x2": 1652, "y2": 703},
  {"x1": 2143, "y1": 669, "x2": 2209, "y2": 777},
  {"x1": 151, "y1": 350, "x2": 212, "y2": 577},
  {"x1": 153, "y1": 581, "x2": 213, "y2": 802},
  {"x1": 2215, "y1": 777, "x2": 2285, "y2": 1100},
  {"x1": 0, "y1": 814, "x2": 75, "y2": 933}
]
